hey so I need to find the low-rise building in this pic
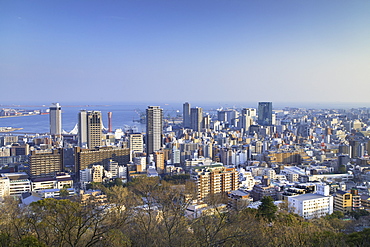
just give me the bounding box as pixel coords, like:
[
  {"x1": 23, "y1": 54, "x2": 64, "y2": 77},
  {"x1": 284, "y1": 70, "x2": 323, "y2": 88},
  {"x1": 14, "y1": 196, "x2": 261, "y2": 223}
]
[
  {"x1": 288, "y1": 185, "x2": 333, "y2": 219},
  {"x1": 334, "y1": 190, "x2": 352, "y2": 213}
]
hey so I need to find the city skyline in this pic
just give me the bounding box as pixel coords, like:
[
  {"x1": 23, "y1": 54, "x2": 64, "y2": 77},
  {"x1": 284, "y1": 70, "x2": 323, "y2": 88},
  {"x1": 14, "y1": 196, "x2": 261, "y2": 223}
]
[{"x1": 1, "y1": 1, "x2": 370, "y2": 104}]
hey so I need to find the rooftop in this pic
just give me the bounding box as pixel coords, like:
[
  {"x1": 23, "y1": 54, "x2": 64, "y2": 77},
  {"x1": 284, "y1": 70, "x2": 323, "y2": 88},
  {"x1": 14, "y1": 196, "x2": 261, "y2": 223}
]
[{"x1": 290, "y1": 193, "x2": 330, "y2": 201}]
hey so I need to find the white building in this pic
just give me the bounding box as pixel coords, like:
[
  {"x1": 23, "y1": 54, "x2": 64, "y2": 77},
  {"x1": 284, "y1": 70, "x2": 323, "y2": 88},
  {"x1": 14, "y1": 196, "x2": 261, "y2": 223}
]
[
  {"x1": 0, "y1": 176, "x2": 10, "y2": 199},
  {"x1": 31, "y1": 174, "x2": 73, "y2": 192},
  {"x1": 288, "y1": 185, "x2": 333, "y2": 219},
  {"x1": 80, "y1": 168, "x2": 92, "y2": 183},
  {"x1": 1, "y1": 173, "x2": 31, "y2": 197},
  {"x1": 262, "y1": 168, "x2": 276, "y2": 180},
  {"x1": 134, "y1": 156, "x2": 147, "y2": 172},
  {"x1": 49, "y1": 103, "x2": 62, "y2": 137},
  {"x1": 238, "y1": 168, "x2": 255, "y2": 191}
]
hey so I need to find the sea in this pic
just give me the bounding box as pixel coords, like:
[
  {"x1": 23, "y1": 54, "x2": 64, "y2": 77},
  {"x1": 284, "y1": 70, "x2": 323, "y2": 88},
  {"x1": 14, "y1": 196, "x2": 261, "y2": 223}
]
[{"x1": 1, "y1": 101, "x2": 369, "y2": 135}]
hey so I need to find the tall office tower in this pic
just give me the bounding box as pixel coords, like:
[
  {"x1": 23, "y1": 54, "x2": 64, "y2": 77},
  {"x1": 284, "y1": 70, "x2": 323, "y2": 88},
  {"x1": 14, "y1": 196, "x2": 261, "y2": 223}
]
[
  {"x1": 190, "y1": 107, "x2": 203, "y2": 131},
  {"x1": 49, "y1": 103, "x2": 62, "y2": 137},
  {"x1": 108, "y1": 112, "x2": 113, "y2": 133},
  {"x1": 257, "y1": 102, "x2": 273, "y2": 126},
  {"x1": 183, "y1": 102, "x2": 191, "y2": 128},
  {"x1": 240, "y1": 108, "x2": 254, "y2": 130},
  {"x1": 146, "y1": 106, "x2": 163, "y2": 155},
  {"x1": 78, "y1": 110, "x2": 103, "y2": 149}
]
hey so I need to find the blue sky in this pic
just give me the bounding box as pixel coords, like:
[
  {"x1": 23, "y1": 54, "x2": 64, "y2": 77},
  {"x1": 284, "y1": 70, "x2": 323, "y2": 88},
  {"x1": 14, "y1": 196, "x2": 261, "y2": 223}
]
[{"x1": 1, "y1": 0, "x2": 370, "y2": 105}]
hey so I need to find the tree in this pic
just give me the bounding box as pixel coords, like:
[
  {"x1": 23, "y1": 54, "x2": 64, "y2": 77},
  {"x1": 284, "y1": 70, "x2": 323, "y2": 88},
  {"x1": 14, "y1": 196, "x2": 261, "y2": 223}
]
[
  {"x1": 257, "y1": 196, "x2": 278, "y2": 222},
  {"x1": 59, "y1": 187, "x2": 69, "y2": 198},
  {"x1": 27, "y1": 198, "x2": 114, "y2": 246}
]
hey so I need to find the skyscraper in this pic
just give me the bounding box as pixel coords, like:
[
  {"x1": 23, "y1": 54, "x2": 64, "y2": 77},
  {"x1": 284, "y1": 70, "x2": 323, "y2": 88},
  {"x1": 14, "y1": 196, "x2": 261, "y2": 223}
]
[
  {"x1": 257, "y1": 102, "x2": 273, "y2": 126},
  {"x1": 190, "y1": 107, "x2": 203, "y2": 131},
  {"x1": 49, "y1": 103, "x2": 62, "y2": 137},
  {"x1": 78, "y1": 110, "x2": 103, "y2": 149},
  {"x1": 240, "y1": 108, "x2": 256, "y2": 130},
  {"x1": 183, "y1": 102, "x2": 191, "y2": 128},
  {"x1": 146, "y1": 106, "x2": 163, "y2": 155}
]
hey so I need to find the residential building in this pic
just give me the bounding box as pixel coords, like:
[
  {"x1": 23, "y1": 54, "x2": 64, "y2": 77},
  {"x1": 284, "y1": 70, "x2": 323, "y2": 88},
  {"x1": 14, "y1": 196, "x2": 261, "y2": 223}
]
[
  {"x1": 191, "y1": 163, "x2": 239, "y2": 200},
  {"x1": 228, "y1": 190, "x2": 253, "y2": 211},
  {"x1": 129, "y1": 133, "x2": 144, "y2": 153},
  {"x1": 334, "y1": 190, "x2": 352, "y2": 213},
  {"x1": 146, "y1": 106, "x2": 163, "y2": 155},
  {"x1": 74, "y1": 146, "x2": 130, "y2": 180},
  {"x1": 28, "y1": 149, "x2": 63, "y2": 178},
  {"x1": 250, "y1": 176, "x2": 277, "y2": 201}
]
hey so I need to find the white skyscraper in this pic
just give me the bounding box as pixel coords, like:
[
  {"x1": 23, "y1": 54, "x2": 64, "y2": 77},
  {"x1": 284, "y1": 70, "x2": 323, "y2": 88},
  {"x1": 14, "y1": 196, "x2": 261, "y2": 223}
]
[{"x1": 49, "y1": 103, "x2": 62, "y2": 137}]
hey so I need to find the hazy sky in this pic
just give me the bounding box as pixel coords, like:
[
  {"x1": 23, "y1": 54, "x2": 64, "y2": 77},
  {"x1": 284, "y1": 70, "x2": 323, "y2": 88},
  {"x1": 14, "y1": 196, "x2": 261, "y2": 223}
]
[{"x1": 1, "y1": 0, "x2": 370, "y2": 105}]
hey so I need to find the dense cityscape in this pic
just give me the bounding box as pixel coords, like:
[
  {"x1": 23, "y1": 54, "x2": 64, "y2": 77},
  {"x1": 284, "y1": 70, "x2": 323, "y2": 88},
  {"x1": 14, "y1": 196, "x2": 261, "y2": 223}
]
[{"x1": 0, "y1": 102, "x2": 370, "y2": 246}]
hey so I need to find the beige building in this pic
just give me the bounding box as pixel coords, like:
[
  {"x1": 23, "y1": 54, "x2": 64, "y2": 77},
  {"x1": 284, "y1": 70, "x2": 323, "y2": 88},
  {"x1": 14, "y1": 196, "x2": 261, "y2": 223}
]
[
  {"x1": 191, "y1": 163, "x2": 239, "y2": 200},
  {"x1": 29, "y1": 149, "x2": 63, "y2": 178},
  {"x1": 74, "y1": 146, "x2": 130, "y2": 180},
  {"x1": 129, "y1": 133, "x2": 144, "y2": 154},
  {"x1": 334, "y1": 190, "x2": 352, "y2": 213}
]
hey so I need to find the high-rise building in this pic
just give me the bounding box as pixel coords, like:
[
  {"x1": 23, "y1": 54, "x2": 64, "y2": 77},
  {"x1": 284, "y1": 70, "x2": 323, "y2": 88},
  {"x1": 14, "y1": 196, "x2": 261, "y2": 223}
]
[
  {"x1": 190, "y1": 107, "x2": 203, "y2": 131},
  {"x1": 108, "y1": 112, "x2": 113, "y2": 133},
  {"x1": 78, "y1": 110, "x2": 103, "y2": 149},
  {"x1": 146, "y1": 106, "x2": 163, "y2": 155},
  {"x1": 29, "y1": 149, "x2": 63, "y2": 178},
  {"x1": 191, "y1": 163, "x2": 239, "y2": 200},
  {"x1": 183, "y1": 102, "x2": 191, "y2": 129},
  {"x1": 240, "y1": 108, "x2": 256, "y2": 130},
  {"x1": 258, "y1": 102, "x2": 273, "y2": 126},
  {"x1": 49, "y1": 103, "x2": 62, "y2": 137},
  {"x1": 74, "y1": 146, "x2": 130, "y2": 180}
]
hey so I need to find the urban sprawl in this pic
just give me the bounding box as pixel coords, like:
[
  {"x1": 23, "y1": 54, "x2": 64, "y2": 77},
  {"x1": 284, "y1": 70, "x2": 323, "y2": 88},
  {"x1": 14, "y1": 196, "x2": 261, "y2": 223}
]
[{"x1": 1, "y1": 102, "x2": 370, "y2": 246}]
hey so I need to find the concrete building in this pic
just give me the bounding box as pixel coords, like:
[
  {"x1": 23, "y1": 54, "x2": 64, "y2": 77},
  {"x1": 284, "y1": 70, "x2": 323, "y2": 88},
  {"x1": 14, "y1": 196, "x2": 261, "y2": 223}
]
[
  {"x1": 258, "y1": 102, "x2": 273, "y2": 126},
  {"x1": 250, "y1": 176, "x2": 277, "y2": 201},
  {"x1": 31, "y1": 174, "x2": 73, "y2": 192},
  {"x1": 92, "y1": 165, "x2": 104, "y2": 183},
  {"x1": 0, "y1": 173, "x2": 31, "y2": 198},
  {"x1": 78, "y1": 110, "x2": 103, "y2": 149},
  {"x1": 129, "y1": 133, "x2": 144, "y2": 153},
  {"x1": 288, "y1": 184, "x2": 333, "y2": 219},
  {"x1": 29, "y1": 149, "x2": 63, "y2": 178},
  {"x1": 191, "y1": 107, "x2": 203, "y2": 132},
  {"x1": 183, "y1": 102, "x2": 191, "y2": 129},
  {"x1": 228, "y1": 190, "x2": 253, "y2": 211},
  {"x1": 134, "y1": 156, "x2": 147, "y2": 172},
  {"x1": 74, "y1": 146, "x2": 130, "y2": 180},
  {"x1": 334, "y1": 190, "x2": 352, "y2": 213},
  {"x1": 146, "y1": 106, "x2": 163, "y2": 155},
  {"x1": 49, "y1": 103, "x2": 62, "y2": 138},
  {"x1": 191, "y1": 163, "x2": 239, "y2": 200},
  {"x1": 154, "y1": 150, "x2": 165, "y2": 174}
]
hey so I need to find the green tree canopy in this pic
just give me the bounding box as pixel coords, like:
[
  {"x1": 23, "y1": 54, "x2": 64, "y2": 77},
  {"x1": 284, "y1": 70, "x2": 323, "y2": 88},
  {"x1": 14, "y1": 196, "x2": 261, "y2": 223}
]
[{"x1": 257, "y1": 196, "x2": 278, "y2": 222}]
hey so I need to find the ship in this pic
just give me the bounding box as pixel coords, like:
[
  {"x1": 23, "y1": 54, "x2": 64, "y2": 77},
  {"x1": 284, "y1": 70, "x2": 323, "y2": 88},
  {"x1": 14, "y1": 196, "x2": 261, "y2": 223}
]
[{"x1": 0, "y1": 127, "x2": 24, "y2": 132}]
